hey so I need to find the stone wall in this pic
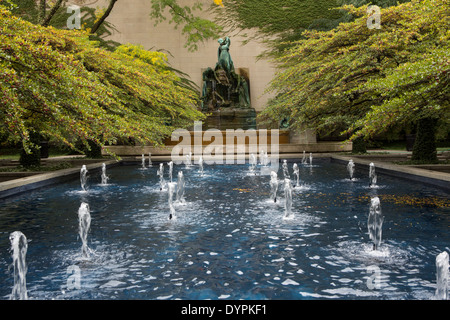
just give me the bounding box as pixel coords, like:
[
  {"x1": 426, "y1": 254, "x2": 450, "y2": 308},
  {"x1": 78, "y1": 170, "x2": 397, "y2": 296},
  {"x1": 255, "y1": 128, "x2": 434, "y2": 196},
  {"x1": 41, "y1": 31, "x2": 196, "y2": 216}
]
[{"x1": 89, "y1": 0, "x2": 277, "y2": 113}]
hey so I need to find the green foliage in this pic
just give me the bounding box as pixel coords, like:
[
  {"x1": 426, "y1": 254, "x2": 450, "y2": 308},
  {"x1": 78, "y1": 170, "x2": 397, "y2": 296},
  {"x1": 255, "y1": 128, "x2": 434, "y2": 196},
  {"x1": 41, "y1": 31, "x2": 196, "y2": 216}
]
[
  {"x1": 212, "y1": 0, "x2": 411, "y2": 56},
  {"x1": 8, "y1": 0, "x2": 120, "y2": 50},
  {"x1": 259, "y1": 0, "x2": 449, "y2": 146},
  {"x1": 0, "y1": 7, "x2": 204, "y2": 158},
  {"x1": 0, "y1": 0, "x2": 17, "y2": 11},
  {"x1": 150, "y1": 0, "x2": 223, "y2": 52}
]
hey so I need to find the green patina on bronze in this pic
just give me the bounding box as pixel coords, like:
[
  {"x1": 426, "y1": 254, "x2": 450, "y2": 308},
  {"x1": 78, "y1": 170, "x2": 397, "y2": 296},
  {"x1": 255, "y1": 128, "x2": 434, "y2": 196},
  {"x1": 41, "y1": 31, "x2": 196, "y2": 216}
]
[{"x1": 201, "y1": 37, "x2": 256, "y2": 130}]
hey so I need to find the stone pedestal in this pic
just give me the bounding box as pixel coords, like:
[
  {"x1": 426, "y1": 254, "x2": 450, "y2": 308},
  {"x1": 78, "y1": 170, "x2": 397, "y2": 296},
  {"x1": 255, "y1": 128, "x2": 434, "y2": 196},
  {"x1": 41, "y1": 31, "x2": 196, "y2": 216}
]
[{"x1": 205, "y1": 108, "x2": 257, "y2": 130}]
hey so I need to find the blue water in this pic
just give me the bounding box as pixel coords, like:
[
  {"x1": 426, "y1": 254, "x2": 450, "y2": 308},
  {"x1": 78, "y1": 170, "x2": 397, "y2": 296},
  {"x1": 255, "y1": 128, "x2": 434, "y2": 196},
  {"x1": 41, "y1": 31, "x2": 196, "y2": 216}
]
[{"x1": 0, "y1": 159, "x2": 448, "y2": 300}]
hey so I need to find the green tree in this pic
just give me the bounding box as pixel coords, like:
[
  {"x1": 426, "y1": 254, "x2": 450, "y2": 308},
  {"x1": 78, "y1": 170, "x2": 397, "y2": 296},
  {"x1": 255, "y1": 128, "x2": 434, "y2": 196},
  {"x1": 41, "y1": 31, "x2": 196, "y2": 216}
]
[
  {"x1": 150, "y1": 0, "x2": 223, "y2": 52},
  {"x1": 8, "y1": 0, "x2": 120, "y2": 50},
  {"x1": 0, "y1": 6, "x2": 204, "y2": 160},
  {"x1": 212, "y1": 0, "x2": 411, "y2": 57},
  {"x1": 259, "y1": 0, "x2": 449, "y2": 161}
]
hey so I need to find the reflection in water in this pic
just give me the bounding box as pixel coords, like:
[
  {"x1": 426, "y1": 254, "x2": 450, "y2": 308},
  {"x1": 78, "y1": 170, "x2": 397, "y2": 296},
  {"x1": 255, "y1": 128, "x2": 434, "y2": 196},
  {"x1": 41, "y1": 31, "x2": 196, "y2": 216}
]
[{"x1": 0, "y1": 161, "x2": 448, "y2": 300}]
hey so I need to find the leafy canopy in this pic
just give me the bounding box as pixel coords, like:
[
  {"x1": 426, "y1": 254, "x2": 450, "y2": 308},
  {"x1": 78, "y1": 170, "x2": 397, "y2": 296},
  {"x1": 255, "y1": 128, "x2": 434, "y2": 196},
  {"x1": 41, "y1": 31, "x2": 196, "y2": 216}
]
[
  {"x1": 0, "y1": 6, "x2": 204, "y2": 156},
  {"x1": 150, "y1": 0, "x2": 223, "y2": 52},
  {"x1": 259, "y1": 0, "x2": 449, "y2": 140},
  {"x1": 211, "y1": 0, "x2": 411, "y2": 57}
]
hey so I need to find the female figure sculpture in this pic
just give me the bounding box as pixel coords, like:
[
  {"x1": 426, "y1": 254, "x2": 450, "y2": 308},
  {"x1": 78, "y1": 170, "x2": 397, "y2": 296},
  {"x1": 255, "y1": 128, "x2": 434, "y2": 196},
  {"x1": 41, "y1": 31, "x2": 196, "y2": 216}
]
[{"x1": 217, "y1": 37, "x2": 234, "y2": 73}]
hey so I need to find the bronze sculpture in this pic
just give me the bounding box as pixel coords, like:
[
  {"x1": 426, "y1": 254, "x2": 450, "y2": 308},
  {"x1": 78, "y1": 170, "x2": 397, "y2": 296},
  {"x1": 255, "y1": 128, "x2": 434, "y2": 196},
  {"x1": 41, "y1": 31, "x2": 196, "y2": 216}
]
[{"x1": 201, "y1": 37, "x2": 252, "y2": 112}]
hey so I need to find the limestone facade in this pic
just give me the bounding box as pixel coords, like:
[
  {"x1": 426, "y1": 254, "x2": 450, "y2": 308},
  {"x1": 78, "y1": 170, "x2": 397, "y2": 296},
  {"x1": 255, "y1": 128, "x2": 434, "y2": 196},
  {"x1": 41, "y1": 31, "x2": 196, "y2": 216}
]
[{"x1": 79, "y1": 0, "x2": 277, "y2": 114}]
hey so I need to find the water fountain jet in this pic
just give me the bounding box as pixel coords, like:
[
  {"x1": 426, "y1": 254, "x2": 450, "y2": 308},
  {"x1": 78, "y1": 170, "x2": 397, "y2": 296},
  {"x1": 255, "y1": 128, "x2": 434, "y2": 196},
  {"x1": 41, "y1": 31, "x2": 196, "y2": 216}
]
[
  {"x1": 301, "y1": 151, "x2": 307, "y2": 165},
  {"x1": 369, "y1": 163, "x2": 377, "y2": 187},
  {"x1": 141, "y1": 154, "x2": 146, "y2": 169},
  {"x1": 9, "y1": 231, "x2": 28, "y2": 300},
  {"x1": 101, "y1": 163, "x2": 109, "y2": 185},
  {"x1": 168, "y1": 161, "x2": 173, "y2": 183},
  {"x1": 78, "y1": 202, "x2": 91, "y2": 258},
  {"x1": 270, "y1": 171, "x2": 279, "y2": 203},
  {"x1": 283, "y1": 178, "x2": 293, "y2": 220},
  {"x1": 199, "y1": 156, "x2": 204, "y2": 176},
  {"x1": 148, "y1": 153, "x2": 153, "y2": 167},
  {"x1": 176, "y1": 171, "x2": 186, "y2": 204},
  {"x1": 168, "y1": 182, "x2": 176, "y2": 220},
  {"x1": 282, "y1": 160, "x2": 289, "y2": 179},
  {"x1": 293, "y1": 163, "x2": 300, "y2": 187},
  {"x1": 435, "y1": 251, "x2": 449, "y2": 300},
  {"x1": 263, "y1": 153, "x2": 269, "y2": 167},
  {"x1": 157, "y1": 163, "x2": 165, "y2": 191},
  {"x1": 347, "y1": 159, "x2": 355, "y2": 181},
  {"x1": 368, "y1": 196, "x2": 383, "y2": 250},
  {"x1": 249, "y1": 154, "x2": 257, "y2": 174},
  {"x1": 260, "y1": 150, "x2": 269, "y2": 167},
  {"x1": 80, "y1": 165, "x2": 88, "y2": 191},
  {"x1": 185, "y1": 152, "x2": 192, "y2": 167}
]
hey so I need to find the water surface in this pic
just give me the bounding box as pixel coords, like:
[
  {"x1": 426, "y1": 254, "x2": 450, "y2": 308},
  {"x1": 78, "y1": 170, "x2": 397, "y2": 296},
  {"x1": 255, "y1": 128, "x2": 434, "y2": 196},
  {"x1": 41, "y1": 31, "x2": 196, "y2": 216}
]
[{"x1": 0, "y1": 159, "x2": 448, "y2": 300}]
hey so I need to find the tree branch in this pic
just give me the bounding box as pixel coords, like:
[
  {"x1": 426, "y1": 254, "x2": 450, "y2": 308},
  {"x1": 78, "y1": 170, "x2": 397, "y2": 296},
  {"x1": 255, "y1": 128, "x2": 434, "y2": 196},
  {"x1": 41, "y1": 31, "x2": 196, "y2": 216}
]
[
  {"x1": 90, "y1": 0, "x2": 118, "y2": 34},
  {"x1": 41, "y1": 0, "x2": 65, "y2": 27},
  {"x1": 38, "y1": 0, "x2": 46, "y2": 24}
]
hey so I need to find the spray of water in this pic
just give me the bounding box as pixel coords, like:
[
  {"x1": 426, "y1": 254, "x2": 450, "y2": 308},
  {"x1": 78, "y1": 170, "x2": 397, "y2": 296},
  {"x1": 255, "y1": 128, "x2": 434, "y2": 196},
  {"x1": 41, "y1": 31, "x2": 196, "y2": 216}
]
[
  {"x1": 260, "y1": 150, "x2": 269, "y2": 166},
  {"x1": 78, "y1": 202, "x2": 91, "y2": 258},
  {"x1": 282, "y1": 160, "x2": 289, "y2": 179},
  {"x1": 199, "y1": 156, "x2": 204, "y2": 175},
  {"x1": 168, "y1": 161, "x2": 173, "y2": 183},
  {"x1": 148, "y1": 153, "x2": 153, "y2": 167},
  {"x1": 9, "y1": 231, "x2": 28, "y2": 300},
  {"x1": 101, "y1": 163, "x2": 109, "y2": 185},
  {"x1": 141, "y1": 154, "x2": 146, "y2": 169},
  {"x1": 368, "y1": 196, "x2": 383, "y2": 250},
  {"x1": 158, "y1": 163, "x2": 165, "y2": 191},
  {"x1": 249, "y1": 154, "x2": 257, "y2": 174},
  {"x1": 435, "y1": 251, "x2": 449, "y2": 300},
  {"x1": 168, "y1": 182, "x2": 176, "y2": 220},
  {"x1": 369, "y1": 162, "x2": 377, "y2": 187},
  {"x1": 283, "y1": 178, "x2": 293, "y2": 220},
  {"x1": 263, "y1": 153, "x2": 269, "y2": 167},
  {"x1": 176, "y1": 171, "x2": 186, "y2": 204},
  {"x1": 347, "y1": 159, "x2": 355, "y2": 180},
  {"x1": 185, "y1": 152, "x2": 192, "y2": 167},
  {"x1": 293, "y1": 163, "x2": 300, "y2": 187},
  {"x1": 80, "y1": 165, "x2": 88, "y2": 191},
  {"x1": 302, "y1": 151, "x2": 307, "y2": 165},
  {"x1": 270, "y1": 171, "x2": 278, "y2": 203}
]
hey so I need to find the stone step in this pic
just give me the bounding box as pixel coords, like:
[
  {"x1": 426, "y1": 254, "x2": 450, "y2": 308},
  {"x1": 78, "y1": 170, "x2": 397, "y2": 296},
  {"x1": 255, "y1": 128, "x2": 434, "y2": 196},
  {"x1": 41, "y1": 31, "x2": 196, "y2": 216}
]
[
  {"x1": 103, "y1": 141, "x2": 352, "y2": 157},
  {"x1": 164, "y1": 129, "x2": 290, "y2": 145}
]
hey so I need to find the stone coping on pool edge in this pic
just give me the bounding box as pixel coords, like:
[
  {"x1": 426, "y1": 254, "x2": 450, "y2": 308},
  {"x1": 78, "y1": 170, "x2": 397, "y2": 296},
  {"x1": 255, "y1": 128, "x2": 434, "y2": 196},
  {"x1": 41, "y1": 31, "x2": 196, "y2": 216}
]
[
  {"x1": 0, "y1": 155, "x2": 448, "y2": 199},
  {"x1": 330, "y1": 155, "x2": 450, "y2": 192},
  {"x1": 0, "y1": 160, "x2": 119, "y2": 200}
]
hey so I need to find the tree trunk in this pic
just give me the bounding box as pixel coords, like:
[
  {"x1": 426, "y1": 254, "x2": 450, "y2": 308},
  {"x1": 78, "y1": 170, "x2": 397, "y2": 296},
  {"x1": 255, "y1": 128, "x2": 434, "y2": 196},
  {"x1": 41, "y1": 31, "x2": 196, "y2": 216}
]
[
  {"x1": 84, "y1": 140, "x2": 103, "y2": 158},
  {"x1": 411, "y1": 117, "x2": 438, "y2": 162},
  {"x1": 90, "y1": 0, "x2": 118, "y2": 34},
  {"x1": 41, "y1": 0, "x2": 64, "y2": 27},
  {"x1": 38, "y1": 0, "x2": 46, "y2": 24},
  {"x1": 352, "y1": 136, "x2": 367, "y2": 154},
  {"x1": 20, "y1": 132, "x2": 42, "y2": 168}
]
